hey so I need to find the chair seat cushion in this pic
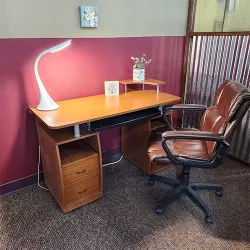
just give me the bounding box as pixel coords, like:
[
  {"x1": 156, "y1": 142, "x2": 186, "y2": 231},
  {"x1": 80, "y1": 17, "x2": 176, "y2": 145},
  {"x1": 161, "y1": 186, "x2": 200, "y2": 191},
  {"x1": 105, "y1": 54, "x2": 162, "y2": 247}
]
[{"x1": 148, "y1": 135, "x2": 212, "y2": 164}]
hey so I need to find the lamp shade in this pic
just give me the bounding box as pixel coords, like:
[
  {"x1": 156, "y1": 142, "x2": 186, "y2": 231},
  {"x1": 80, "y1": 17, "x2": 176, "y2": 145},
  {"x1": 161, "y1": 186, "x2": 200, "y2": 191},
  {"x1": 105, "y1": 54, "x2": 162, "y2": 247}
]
[{"x1": 34, "y1": 39, "x2": 72, "y2": 111}]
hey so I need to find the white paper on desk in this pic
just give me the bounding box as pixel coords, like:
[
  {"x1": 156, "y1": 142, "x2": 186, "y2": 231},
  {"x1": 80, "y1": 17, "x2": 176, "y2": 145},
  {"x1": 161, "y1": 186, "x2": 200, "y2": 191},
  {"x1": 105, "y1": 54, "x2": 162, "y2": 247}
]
[{"x1": 104, "y1": 81, "x2": 119, "y2": 96}]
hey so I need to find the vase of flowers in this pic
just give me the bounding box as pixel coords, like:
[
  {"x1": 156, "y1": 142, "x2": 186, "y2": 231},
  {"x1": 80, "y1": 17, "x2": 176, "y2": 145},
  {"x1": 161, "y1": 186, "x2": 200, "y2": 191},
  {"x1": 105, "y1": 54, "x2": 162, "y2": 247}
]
[{"x1": 131, "y1": 54, "x2": 152, "y2": 82}]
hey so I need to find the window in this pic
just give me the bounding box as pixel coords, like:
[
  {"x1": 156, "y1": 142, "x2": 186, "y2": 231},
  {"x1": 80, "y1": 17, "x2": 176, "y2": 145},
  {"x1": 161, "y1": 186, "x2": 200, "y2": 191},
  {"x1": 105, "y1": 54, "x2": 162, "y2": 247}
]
[{"x1": 194, "y1": 0, "x2": 250, "y2": 32}]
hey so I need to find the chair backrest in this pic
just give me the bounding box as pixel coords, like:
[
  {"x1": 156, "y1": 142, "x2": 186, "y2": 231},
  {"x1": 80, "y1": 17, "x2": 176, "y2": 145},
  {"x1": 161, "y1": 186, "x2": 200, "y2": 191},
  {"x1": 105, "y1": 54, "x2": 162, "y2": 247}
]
[{"x1": 200, "y1": 80, "x2": 250, "y2": 155}]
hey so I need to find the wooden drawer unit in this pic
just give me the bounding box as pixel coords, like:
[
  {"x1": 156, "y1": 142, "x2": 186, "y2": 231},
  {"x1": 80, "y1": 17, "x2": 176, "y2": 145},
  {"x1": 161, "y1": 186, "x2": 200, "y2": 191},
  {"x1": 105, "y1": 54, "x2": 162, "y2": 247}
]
[
  {"x1": 62, "y1": 156, "x2": 99, "y2": 186},
  {"x1": 65, "y1": 175, "x2": 101, "y2": 204},
  {"x1": 36, "y1": 120, "x2": 103, "y2": 213}
]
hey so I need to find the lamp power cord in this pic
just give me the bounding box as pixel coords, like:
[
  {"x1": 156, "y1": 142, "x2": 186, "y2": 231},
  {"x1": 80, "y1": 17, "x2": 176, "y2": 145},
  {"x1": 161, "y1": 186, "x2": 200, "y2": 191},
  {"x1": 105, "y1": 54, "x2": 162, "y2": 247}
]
[
  {"x1": 102, "y1": 155, "x2": 123, "y2": 167},
  {"x1": 37, "y1": 146, "x2": 50, "y2": 191}
]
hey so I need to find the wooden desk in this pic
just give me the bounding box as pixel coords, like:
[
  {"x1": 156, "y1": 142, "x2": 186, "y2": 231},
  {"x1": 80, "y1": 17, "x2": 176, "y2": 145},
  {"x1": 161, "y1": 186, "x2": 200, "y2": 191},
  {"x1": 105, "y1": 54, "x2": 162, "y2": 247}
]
[
  {"x1": 29, "y1": 90, "x2": 180, "y2": 212},
  {"x1": 30, "y1": 90, "x2": 179, "y2": 129}
]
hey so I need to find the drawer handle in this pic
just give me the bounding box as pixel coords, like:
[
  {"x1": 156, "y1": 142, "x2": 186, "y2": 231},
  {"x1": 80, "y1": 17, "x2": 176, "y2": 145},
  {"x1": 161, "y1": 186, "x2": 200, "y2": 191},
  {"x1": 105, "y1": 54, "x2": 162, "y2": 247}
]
[
  {"x1": 78, "y1": 189, "x2": 87, "y2": 194},
  {"x1": 76, "y1": 169, "x2": 86, "y2": 174}
]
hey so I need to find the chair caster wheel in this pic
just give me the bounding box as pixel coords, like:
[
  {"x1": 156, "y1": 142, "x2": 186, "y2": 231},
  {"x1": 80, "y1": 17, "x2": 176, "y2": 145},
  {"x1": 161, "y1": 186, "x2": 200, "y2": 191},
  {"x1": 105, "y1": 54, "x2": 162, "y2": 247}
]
[
  {"x1": 205, "y1": 216, "x2": 214, "y2": 225},
  {"x1": 156, "y1": 206, "x2": 163, "y2": 215},
  {"x1": 148, "y1": 180, "x2": 154, "y2": 185},
  {"x1": 215, "y1": 190, "x2": 223, "y2": 197}
]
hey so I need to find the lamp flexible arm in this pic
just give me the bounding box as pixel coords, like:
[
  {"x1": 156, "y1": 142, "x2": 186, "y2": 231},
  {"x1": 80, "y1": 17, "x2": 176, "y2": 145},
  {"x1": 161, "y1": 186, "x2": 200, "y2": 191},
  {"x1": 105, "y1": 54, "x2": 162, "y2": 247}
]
[{"x1": 34, "y1": 50, "x2": 59, "y2": 111}]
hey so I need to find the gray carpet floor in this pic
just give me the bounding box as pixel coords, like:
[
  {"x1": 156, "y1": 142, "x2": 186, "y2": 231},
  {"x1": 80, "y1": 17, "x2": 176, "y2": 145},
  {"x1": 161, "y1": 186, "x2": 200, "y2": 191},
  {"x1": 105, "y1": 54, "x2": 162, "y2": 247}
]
[{"x1": 1, "y1": 156, "x2": 250, "y2": 250}]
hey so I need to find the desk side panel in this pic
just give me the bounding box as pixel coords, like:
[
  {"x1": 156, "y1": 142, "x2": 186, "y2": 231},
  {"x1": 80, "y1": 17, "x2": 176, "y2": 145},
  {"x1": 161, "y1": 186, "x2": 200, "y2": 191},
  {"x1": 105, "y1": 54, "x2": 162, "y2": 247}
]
[
  {"x1": 36, "y1": 120, "x2": 64, "y2": 206},
  {"x1": 122, "y1": 121, "x2": 151, "y2": 173}
]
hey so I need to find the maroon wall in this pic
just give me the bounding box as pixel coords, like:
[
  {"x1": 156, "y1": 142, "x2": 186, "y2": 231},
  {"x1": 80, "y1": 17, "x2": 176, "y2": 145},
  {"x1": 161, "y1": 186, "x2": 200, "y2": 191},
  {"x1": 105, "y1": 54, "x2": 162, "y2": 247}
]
[{"x1": 0, "y1": 37, "x2": 185, "y2": 186}]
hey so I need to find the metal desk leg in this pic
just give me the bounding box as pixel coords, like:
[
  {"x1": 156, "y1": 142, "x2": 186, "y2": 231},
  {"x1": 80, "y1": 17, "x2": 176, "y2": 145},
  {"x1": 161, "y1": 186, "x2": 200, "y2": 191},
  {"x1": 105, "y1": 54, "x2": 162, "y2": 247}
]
[
  {"x1": 158, "y1": 105, "x2": 163, "y2": 114},
  {"x1": 74, "y1": 124, "x2": 80, "y2": 137}
]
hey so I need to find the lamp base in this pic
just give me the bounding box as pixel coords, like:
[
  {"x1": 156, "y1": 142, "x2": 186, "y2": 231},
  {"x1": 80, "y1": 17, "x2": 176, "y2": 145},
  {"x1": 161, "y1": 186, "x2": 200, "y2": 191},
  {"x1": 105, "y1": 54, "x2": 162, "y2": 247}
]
[
  {"x1": 36, "y1": 92, "x2": 59, "y2": 111},
  {"x1": 37, "y1": 102, "x2": 59, "y2": 111}
]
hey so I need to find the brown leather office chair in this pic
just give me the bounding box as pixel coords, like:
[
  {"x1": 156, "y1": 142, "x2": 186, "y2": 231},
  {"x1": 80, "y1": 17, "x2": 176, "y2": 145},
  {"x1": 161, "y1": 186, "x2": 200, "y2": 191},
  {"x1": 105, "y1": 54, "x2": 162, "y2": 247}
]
[{"x1": 147, "y1": 80, "x2": 250, "y2": 224}]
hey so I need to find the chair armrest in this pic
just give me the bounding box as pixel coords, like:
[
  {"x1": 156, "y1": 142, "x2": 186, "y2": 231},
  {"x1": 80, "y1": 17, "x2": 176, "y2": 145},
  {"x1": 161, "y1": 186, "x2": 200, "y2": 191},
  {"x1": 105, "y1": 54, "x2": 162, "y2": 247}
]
[
  {"x1": 161, "y1": 131, "x2": 229, "y2": 166},
  {"x1": 162, "y1": 104, "x2": 207, "y2": 130},
  {"x1": 162, "y1": 130, "x2": 225, "y2": 142},
  {"x1": 164, "y1": 104, "x2": 207, "y2": 112}
]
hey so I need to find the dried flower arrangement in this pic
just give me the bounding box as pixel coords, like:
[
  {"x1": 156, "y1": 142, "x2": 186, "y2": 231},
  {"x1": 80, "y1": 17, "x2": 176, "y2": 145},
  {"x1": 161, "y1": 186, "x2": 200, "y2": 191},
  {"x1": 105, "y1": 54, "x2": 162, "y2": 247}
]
[{"x1": 131, "y1": 54, "x2": 152, "y2": 69}]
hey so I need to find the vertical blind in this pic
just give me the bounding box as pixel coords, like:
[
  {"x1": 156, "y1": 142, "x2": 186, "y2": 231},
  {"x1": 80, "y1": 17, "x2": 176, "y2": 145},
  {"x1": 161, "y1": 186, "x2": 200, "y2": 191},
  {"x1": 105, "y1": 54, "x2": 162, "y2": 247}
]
[{"x1": 184, "y1": 35, "x2": 250, "y2": 162}]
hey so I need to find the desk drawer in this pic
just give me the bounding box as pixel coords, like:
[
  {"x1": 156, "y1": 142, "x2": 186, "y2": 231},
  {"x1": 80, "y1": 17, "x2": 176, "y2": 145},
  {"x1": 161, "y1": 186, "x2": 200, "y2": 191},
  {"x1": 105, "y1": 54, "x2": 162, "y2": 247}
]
[
  {"x1": 62, "y1": 156, "x2": 100, "y2": 186},
  {"x1": 65, "y1": 175, "x2": 101, "y2": 204}
]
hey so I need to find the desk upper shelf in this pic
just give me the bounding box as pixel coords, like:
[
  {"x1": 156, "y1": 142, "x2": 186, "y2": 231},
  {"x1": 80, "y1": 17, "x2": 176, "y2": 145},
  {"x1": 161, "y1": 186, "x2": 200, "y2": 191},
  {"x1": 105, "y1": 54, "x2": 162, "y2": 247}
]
[
  {"x1": 119, "y1": 79, "x2": 165, "y2": 86},
  {"x1": 119, "y1": 79, "x2": 165, "y2": 93}
]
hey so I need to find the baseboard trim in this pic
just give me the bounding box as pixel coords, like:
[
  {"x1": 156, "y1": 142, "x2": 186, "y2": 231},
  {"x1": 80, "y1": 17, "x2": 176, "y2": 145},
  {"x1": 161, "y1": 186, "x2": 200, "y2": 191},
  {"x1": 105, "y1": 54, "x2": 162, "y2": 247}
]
[
  {"x1": 0, "y1": 146, "x2": 122, "y2": 196},
  {"x1": 226, "y1": 153, "x2": 250, "y2": 167},
  {"x1": 0, "y1": 173, "x2": 44, "y2": 196}
]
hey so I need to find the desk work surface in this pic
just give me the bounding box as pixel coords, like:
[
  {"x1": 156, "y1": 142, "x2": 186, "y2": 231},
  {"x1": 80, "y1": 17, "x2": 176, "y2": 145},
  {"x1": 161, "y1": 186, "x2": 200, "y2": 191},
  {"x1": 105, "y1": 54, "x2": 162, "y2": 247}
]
[{"x1": 29, "y1": 90, "x2": 180, "y2": 129}]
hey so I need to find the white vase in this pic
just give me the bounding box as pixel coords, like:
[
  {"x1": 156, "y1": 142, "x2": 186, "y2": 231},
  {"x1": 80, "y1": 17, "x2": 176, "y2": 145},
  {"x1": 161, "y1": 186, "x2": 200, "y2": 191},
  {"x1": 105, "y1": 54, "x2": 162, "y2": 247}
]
[{"x1": 133, "y1": 68, "x2": 145, "y2": 82}]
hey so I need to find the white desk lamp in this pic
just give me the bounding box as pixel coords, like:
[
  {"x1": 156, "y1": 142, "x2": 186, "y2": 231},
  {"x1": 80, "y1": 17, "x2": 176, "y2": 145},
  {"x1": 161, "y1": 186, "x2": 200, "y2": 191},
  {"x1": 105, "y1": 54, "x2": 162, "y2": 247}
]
[{"x1": 34, "y1": 39, "x2": 72, "y2": 111}]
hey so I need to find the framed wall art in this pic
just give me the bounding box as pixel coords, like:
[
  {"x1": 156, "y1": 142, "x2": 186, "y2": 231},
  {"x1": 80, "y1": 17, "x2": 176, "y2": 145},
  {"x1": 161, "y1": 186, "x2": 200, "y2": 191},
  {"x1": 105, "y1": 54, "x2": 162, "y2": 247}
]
[{"x1": 80, "y1": 6, "x2": 98, "y2": 28}]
